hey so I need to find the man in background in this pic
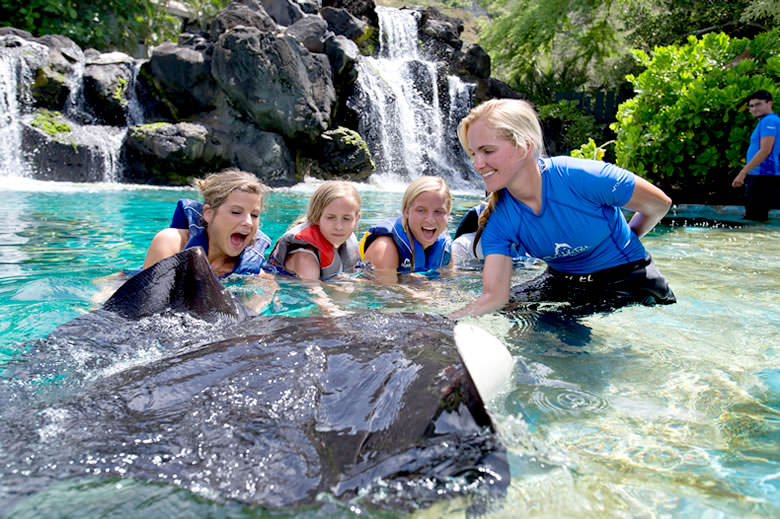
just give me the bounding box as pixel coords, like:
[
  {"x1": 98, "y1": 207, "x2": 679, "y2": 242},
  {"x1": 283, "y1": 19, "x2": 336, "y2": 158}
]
[{"x1": 732, "y1": 90, "x2": 779, "y2": 222}]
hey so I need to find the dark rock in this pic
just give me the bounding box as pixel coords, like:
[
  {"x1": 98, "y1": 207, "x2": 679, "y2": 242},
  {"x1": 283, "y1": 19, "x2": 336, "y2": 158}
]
[
  {"x1": 143, "y1": 41, "x2": 218, "y2": 118},
  {"x1": 122, "y1": 121, "x2": 227, "y2": 185},
  {"x1": 322, "y1": 0, "x2": 378, "y2": 27},
  {"x1": 133, "y1": 66, "x2": 176, "y2": 123},
  {"x1": 296, "y1": 0, "x2": 321, "y2": 14},
  {"x1": 178, "y1": 31, "x2": 213, "y2": 52},
  {"x1": 202, "y1": 108, "x2": 297, "y2": 186},
  {"x1": 451, "y1": 43, "x2": 490, "y2": 79},
  {"x1": 316, "y1": 126, "x2": 374, "y2": 179},
  {"x1": 209, "y1": 0, "x2": 278, "y2": 41},
  {"x1": 211, "y1": 26, "x2": 336, "y2": 142},
  {"x1": 474, "y1": 77, "x2": 526, "y2": 106},
  {"x1": 320, "y1": 6, "x2": 367, "y2": 41},
  {"x1": 82, "y1": 52, "x2": 135, "y2": 126},
  {"x1": 29, "y1": 34, "x2": 85, "y2": 111},
  {"x1": 229, "y1": 128, "x2": 296, "y2": 186},
  {"x1": 324, "y1": 32, "x2": 359, "y2": 84},
  {"x1": 285, "y1": 14, "x2": 329, "y2": 53},
  {"x1": 0, "y1": 27, "x2": 33, "y2": 39},
  {"x1": 323, "y1": 33, "x2": 360, "y2": 130},
  {"x1": 259, "y1": 0, "x2": 305, "y2": 26},
  {"x1": 415, "y1": 7, "x2": 463, "y2": 62},
  {"x1": 34, "y1": 34, "x2": 84, "y2": 64},
  {"x1": 21, "y1": 114, "x2": 123, "y2": 182}
]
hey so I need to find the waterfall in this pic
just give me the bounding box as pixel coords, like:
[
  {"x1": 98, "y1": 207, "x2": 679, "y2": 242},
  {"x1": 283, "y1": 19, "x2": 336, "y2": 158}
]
[
  {"x1": 350, "y1": 6, "x2": 479, "y2": 190},
  {"x1": 0, "y1": 50, "x2": 26, "y2": 177},
  {"x1": 0, "y1": 36, "x2": 129, "y2": 182},
  {"x1": 127, "y1": 61, "x2": 145, "y2": 127},
  {"x1": 0, "y1": 39, "x2": 46, "y2": 178}
]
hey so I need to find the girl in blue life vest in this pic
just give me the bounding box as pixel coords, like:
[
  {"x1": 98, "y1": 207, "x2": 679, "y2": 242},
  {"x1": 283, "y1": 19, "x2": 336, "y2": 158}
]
[
  {"x1": 143, "y1": 169, "x2": 272, "y2": 278},
  {"x1": 359, "y1": 176, "x2": 453, "y2": 284},
  {"x1": 450, "y1": 98, "x2": 676, "y2": 319},
  {"x1": 267, "y1": 181, "x2": 362, "y2": 281}
]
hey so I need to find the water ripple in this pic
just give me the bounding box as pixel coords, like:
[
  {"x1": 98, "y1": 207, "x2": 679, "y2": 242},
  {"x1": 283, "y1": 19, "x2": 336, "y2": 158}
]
[{"x1": 529, "y1": 386, "x2": 610, "y2": 416}]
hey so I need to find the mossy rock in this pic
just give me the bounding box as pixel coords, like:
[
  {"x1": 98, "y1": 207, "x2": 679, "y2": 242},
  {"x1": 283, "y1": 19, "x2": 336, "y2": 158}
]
[{"x1": 31, "y1": 109, "x2": 74, "y2": 151}]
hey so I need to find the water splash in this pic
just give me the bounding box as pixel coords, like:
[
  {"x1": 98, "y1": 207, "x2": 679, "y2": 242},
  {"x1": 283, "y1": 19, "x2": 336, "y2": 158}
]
[
  {"x1": 350, "y1": 7, "x2": 479, "y2": 190},
  {"x1": 68, "y1": 124, "x2": 128, "y2": 183}
]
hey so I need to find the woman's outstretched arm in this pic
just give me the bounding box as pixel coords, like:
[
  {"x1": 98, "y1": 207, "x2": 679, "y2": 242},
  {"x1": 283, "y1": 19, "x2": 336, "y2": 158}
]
[{"x1": 449, "y1": 253, "x2": 513, "y2": 318}]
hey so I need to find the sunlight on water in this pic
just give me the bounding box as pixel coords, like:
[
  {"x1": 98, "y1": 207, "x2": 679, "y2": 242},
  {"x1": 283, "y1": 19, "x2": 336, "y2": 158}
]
[{"x1": 0, "y1": 180, "x2": 778, "y2": 518}]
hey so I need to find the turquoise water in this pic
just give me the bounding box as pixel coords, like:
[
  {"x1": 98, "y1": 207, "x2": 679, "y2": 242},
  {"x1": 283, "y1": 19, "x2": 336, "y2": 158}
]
[{"x1": 1, "y1": 178, "x2": 779, "y2": 518}]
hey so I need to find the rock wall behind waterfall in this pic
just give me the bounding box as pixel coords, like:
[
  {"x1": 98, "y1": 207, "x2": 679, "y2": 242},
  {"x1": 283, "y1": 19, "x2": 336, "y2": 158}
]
[{"x1": 0, "y1": 0, "x2": 523, "y2": 187}]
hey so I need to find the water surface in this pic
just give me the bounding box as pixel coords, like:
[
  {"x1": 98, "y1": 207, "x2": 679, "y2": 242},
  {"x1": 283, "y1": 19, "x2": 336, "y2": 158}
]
[{"x1": 1, "y1": 179, "x2": 778, "y2": 518}]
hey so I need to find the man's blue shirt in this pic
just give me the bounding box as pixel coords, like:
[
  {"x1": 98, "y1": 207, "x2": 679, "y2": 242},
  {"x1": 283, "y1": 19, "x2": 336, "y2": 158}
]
[{"x1": 747, "y1": 112, "x2": 780, "y2": 176}]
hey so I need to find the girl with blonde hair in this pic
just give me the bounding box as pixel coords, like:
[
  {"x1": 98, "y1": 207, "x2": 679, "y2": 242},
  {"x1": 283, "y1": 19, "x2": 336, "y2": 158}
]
[
  {"x1": 268, "y1": 181, "x2": 362, "y2": 280},
  {"x1": 359, "y1": 175, "x2": 453, "y2": 283},
  {"x1": 451, "y1": 98, "x2": 676, "y2": 318},
  {"x1": 143, "y1": 169, "x2": 271, "y2": 278}
]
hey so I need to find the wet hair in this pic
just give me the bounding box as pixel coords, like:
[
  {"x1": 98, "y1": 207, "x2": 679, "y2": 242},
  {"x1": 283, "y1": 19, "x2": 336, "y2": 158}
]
[
  {"x1": 400, "y1": 176, "x2": 452, "y2": 266},
  {"x1": 456, "y1": 99, "x2": 546, "y2": 257},
  {"x1": 401, "y1": 176, "x2": 453, "y2": 229},
  {"x1": 195, "y1": 168, "x2": 267, "y2": 212},
  {"x1": 300, "y1": 180, "x2": 361, "y2": 226},
  {"x1": 748, "y1": 90, "x2": 773, "y2": 103}
]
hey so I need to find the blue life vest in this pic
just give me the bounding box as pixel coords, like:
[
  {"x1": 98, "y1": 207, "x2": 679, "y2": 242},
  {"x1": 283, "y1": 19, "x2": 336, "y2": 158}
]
[
  {"x1": 359, "y1": 216, "x2": 451, "y2": 273},
  {"x1": 170, "y1": 199, "x2": 271, "y2": 277},
  {"x1": 266, "y1": 223, "x2": 360, "y2": 280}
]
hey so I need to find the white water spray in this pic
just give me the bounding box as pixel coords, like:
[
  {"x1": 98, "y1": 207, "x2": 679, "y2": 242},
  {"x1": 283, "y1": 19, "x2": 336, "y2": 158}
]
[
  {"x1": 0, "y1": 37, "x2": 47, "y2": 178},
  {"x1": 0, "y1": 37, "x2": 132, "y2": 182},
  {"x1": 351, "y1": 6, "x2": 478, "y2": 190}
]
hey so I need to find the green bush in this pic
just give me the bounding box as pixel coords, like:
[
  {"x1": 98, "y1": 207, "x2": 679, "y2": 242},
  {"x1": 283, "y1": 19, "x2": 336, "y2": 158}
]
[
  {"x1": 0, "y1": 0, "x2": 214, "y2": 55},
  {"x1": 611, "y1": 30, "x2": 779, "y2": 204},
  {"x1": 538, "y1": 99, "x2": 600, "y2": 156},
  {"x1": 570, "y1": 138, "x2": 615, "y2": 161}
]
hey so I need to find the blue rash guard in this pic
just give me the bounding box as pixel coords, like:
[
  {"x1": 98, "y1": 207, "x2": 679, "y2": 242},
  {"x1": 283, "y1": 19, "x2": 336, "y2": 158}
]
[
  {"x1": 746, "y1": 112, "x2": 780, "y2": 176},
  {"x1": 480, "y1": 157, "x2": 646, "y2": 274},
  {"x1": 360, "y1": 216, "x2": 451, "y2": 273},
  {"x1": 452, "y1": 202, "x2": 529, "y2": 266},
  {"x1": 170, "y1": 199, "x2": 271, "y2": 277}
]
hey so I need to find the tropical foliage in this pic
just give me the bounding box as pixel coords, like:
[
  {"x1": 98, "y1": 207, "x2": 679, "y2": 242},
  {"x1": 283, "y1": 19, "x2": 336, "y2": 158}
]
[
  {"x1": 476, "y1": 0, "x2": 776, "y2": 104},
  {"x1": 611, "y1": 30, "x2": 779, "y2": 203},
  {"x1": 0, "y1": 0, "x2": 228, "y2": 55},
  {"x1": 538, "y1": 99, "x2": 600, "y2": 156}
]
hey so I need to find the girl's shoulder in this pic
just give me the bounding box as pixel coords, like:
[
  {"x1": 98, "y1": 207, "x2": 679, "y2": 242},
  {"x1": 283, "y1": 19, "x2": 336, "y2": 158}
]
[{"x1": 156, "y1": 226, "x2": 189, "y2": 242}]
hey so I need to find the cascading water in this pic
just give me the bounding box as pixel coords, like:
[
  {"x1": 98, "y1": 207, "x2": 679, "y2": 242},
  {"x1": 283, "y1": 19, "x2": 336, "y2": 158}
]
[
  {"x1": 0, "y1": 36, "x2": 135, "y2": 182},
  {"x1": 0, "y1": 38, "x2": 47, "y2": 178},
  {"x1": 350, "y1": 6, "x2": 480, "y2": 190},
  {"x1": 127, "y1": 61, "x2": 145, "y2": 127}
]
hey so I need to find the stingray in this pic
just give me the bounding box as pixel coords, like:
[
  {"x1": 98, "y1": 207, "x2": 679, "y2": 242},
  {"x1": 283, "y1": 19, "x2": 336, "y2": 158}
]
[{"x1": 0, "y1": 248, "x2": 513, "y2": 514}]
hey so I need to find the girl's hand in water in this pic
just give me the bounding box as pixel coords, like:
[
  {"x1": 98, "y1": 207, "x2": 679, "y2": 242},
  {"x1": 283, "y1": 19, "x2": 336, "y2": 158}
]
[{"x1": 242, "y1": 271, "x2": 279, "y2": 313}]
